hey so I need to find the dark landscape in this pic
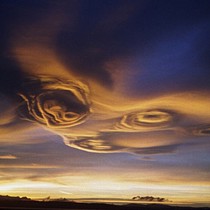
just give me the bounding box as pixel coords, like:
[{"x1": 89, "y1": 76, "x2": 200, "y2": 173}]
[{"x1": 0, "y1": 196, "x2": 209, "y2": 210}]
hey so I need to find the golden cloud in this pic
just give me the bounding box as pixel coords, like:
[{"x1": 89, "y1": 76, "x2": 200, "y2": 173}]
[{"x1": 19, "y1": 76, "x2": 91, "y2": 129}]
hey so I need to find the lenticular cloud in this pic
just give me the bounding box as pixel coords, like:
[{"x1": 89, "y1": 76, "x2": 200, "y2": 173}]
[{"x1": 19, "y1": 76, "x2": 91, "y2": 128}]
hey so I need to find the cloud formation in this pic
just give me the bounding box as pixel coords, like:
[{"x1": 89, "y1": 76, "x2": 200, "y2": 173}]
[
  {"x1": 19, "y1": 76, "x2": 90, "y2": 129},
  {"x1": 189, "y1": 124, "x2": 210, "y2": 136},
  {"x1": 0, "y1": 1, "x2": 210, "y2": 204},
  {"x1": 132, "y1": 195, "x2": 169, "y2": 202},
  {"x1": 0, "y1": 155, "x2": 17, "y2": 160},
  {"x1": 115, "y1": 109, "x2": 178, "y2": 132},
  {"x1": 0, "y1": 0, "x2": 210, "y2": 161}
]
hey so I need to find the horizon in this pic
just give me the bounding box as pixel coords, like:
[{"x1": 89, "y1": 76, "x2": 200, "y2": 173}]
[
  {"x1": 1, "y1": 194, "x2": 210, "y2": 208},
  {"x1": 0, "y1": 0, "x2": 210, "y2": 208}
]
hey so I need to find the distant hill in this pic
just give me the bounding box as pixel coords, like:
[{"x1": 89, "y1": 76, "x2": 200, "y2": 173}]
[
  {"x1": 0, "y1": 195, "x2": 209, "y2": 210},
  {"x1": 0, "y1": 195, "x2": 31, "y2": 201}
]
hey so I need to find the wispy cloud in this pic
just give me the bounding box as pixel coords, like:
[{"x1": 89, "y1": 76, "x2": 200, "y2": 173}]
[
  {"x1": 0, "y1": 164, "x2": 60, "y2": 169},
  {"x1": 132, "y1": 195, "x2": 169, "y2": 202},
  {"x1": 0, "y1": 155, "x2": 17, "y2": 160}
]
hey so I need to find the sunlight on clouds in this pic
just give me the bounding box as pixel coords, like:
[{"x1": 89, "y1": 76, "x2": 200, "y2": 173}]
[
  {"x1": 64, "y1": 91, "x2": 210, "y2": 154},
  {"x1": 1, "y1": 175, "x2": 209, "y2": 203},
  {"x1": 0, "y1": 180, "x2": 62, "y2": 198},
  {"x1": 19, "y1": 76, "x2": 90, "y2": 129},
  {"x1": 13, "y1": 46, "x2": 75, "y2": 79},
  {"x1": 0, "y1": 124, "x2": 55, "y2": 145},
  {"x1": 0, "y1": 155, "x2": 17, "y2": 160},
  {"x1": 0, "y1": 164, "x2": 60, "y2": 169},
  {"x1": 8, "y1": 69, "x2": 210, "y2": 154},
  {"x1": 0, "y1": 181, "x2": 57, "y2": 191},
  {"x1": 0, "y1": 0, "x2": 210, "y2": 206},
  {"x1": 9, "y1": 4, "x2": 210, "y2": 155}
]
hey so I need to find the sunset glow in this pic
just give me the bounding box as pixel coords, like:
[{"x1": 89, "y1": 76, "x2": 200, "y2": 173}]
[{"x1": 0, "y1": 0, "x2": 210, "y2": 207}]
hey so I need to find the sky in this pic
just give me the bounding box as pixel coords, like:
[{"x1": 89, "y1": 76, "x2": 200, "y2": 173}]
[{"x1": 0, "y1": 0, "x2": 210, "y2": 207}]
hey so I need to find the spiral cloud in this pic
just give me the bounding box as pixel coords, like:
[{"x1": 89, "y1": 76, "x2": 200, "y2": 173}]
[
  {"x1": 19, "y1": 77, "x2": 91, "y2": 129},
  {"x1": 115, "y1": 109, "x2": 177, "y2": 132},
  {"x1": 5, "y1": 0, "x2": 210, "y2": 156},
  {"x1": 190, "y1": 124, "x2": 210, "y2": 136},
  {"x1": 17, "y1": 77, "x2": 210, "y2": 155}
]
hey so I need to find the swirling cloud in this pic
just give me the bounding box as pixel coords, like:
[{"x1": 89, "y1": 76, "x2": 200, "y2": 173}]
[
  {"x1": 61, "y1": 91, "x2": 210, "y2": 155},
  {"x1": 65, "y1": 137, "x2": 125, "y2": 154},
  {"x1": 14, "y1": 76, "x2": 210, "y2": 156},
  {"x1": 19, "y1": 76, "x2": 90, "y2": 129},
  {"x1": 190, "y1": 124, "x2": 210, "y2": 136},
  {"x1": 115, "y1": 109, "x2": 178, "y2": 132},
  {"x1": 2, "y1": 0, "x2": 209, "y2": 158},
  {"x1": 65, "y1": 136, "x2": 180, "y2": 155}
]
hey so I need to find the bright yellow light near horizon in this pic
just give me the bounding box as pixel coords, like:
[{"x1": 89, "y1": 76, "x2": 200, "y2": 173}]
[
  {"x1": 0, "y1": 180, "x2": 60, "y2": 192},
  {"x1": 0, "y1": 176, "x2": 210, "y2": 205},
  {"x1": 0, "y1": 155, "x2": 17, "y2": 160},
  {"x1": 0, "y1": 180, "x2": 64, "y2": 199}
]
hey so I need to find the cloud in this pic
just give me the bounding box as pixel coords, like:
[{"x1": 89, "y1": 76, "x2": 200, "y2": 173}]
[
  {"x1": 1, "y1": 0, "x2": 210, "y2": 159},
  {"x1": 18, "y1": 76, "x2": 90, "y2": 129},
  {"x1": 0, "y1": 164, "x2": 60, "y2": 169},
  {"x1": 0, "y1": 2, "x2": 210, "y2": 203},
  {"x1": 0, "y1": 57, "x2": 25, "y2": 97},
  {"x1": 115, "y1": 109, "x2": 179, "y2": 132},
  {"x1": 65, "y1": 133, "x2": 180, "y2": 155},
  {"x1": 188, "y1": 124, "x2": 210, "y2": 136},
  {"x1": 130, "y1": 144, "x2": 179, "y2": 155},
  {"x1": 54, "y1": 1, "x2": 145, "y2": 87},
  {"x1": 0, "y1": 155, "x2": 17, "y2": 160},
  {"x1": 132, "y1": 195, "x2": 169, "y2": 202}
]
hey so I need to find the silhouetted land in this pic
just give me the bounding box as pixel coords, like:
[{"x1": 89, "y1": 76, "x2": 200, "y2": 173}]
[{"x1": 0, "y1": 196, "x2": 209, "y2": 210}]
